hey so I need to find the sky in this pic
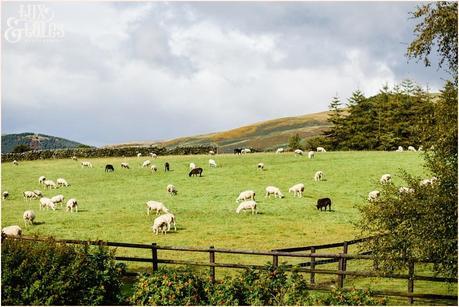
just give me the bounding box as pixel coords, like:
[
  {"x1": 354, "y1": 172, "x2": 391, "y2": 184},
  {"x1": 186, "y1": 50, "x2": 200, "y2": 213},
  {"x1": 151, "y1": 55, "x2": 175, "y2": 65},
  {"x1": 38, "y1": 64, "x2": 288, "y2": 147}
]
[{"x1": 1, "y1": 1, "x2": 448, "y2": 146}]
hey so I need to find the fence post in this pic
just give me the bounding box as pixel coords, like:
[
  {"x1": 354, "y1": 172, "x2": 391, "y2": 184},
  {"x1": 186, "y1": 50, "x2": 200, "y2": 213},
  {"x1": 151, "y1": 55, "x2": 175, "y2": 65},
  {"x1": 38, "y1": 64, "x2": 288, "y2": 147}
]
[
  {"x1": 342, "y1": 242, "x2": 349, "y2": 282},
  {"x1": 151, "y1": 243, "x2": 158, "y2": 272},
  {"x1": 337, "y1": 253, "x2": 345, "y2": 288},
  {"x1": 408, "y1": 261, "x2": 415, "y2": 304},
  {"x1": 310, "y1": 247, "x2": 316, "y2": 285},
  {"x1": 209, "y1": 246, "x2": 215, "y2": 283},
  {"x1": 273, "y1": 253, "x2": 279, "y2": 269}
]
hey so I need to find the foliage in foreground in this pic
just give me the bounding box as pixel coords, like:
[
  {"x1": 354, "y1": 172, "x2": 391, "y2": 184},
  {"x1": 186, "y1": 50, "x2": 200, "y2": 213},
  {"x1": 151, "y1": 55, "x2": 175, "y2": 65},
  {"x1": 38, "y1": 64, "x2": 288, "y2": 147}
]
[
  {"x1": 1, "y1": 238, "x2": 126, "y2": 305},
  {"x1": 129, "y1": 266, "x2": 386, "y2": 306}
]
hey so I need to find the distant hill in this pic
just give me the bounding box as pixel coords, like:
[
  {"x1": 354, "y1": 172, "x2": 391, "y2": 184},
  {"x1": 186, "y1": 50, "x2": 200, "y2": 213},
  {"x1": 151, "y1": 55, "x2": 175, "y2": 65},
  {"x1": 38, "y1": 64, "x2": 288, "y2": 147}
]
[
  {"x1": 1, "y1": 133, "x2": 88, "y2": 153},
  {"x1": 108, "y1": 111, "x2": 331, "y2": 152}
]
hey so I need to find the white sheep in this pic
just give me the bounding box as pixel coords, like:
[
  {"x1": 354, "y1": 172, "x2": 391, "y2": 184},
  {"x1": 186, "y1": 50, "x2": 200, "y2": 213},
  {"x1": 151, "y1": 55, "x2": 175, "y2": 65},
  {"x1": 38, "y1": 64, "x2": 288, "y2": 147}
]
[
  {"x1": 152, "y1": 213, "x2": 176, "y2": 235},
  {"x1": 137, "y1": 153, "x2": 142, "y2": 158},
  {"x1": 396, "y1": 146, "x2": 404, "y2": 152},
  {"x1": 121, "y1": 162, "x2": 130, "y2": 169},
  {"x1": 236, "y1": 200, "x2": 257, "y2": 214},
  {"x1": 43, "y1": 179, "x2": 57, "y2": 189},
  {"x1": 242, "y1": 148, "x2": 251, "y2": 154},
  {"x1": 399, "y1": 187, "x2": 415, "y2": 194},
  {"x1": 66, "y1": 198, "x2": 78, "y2": 212},
  {"x1": 294, "y1": 149, "x2": 304, "y2": 156},
  {"x1": 13, "y1": 160, "x2": 19, "y2": 166},
  {"x1": 56, "y1": 178, "x2": 69, "y2": 187},
  {"x1": 38, "y1": 176, "x2": 46, "y2": 184},
  {"x1": 380, "y1": 174, "x2": 392, "y2": 184},
  {"x1": 288, "y1": 183, "x2": 305, "y2": 197},
  {"x1": 151, "y1": 165, "x2": 158, "y2": 172},
  {"x1": 418, "y1": 146, "x2": 423, "y2": 152},
  {"x1": 308, "y1": 151, "x2": 315, "y2": 159},
  {"x1": 51, "y1": 194, "x2": 65, "y2": 206},
  {"x1": 81, "y1": 161, "x2": 93, "y2": 168},
  {"x1": 314, "y1": 171, "x2": 324, "y2": 182},
  {"x1": 209, "y1": 159, "x2": 217, "y2": 167},
  {"x1": 236, "y1": 190, "x2": 256, "y2": 203},
  {"x1": 368, "y1": 190, "x2": 380, "y2": 201},
  {"x1": 2, "y1": 191, "x2": 9, "y2": 200},
  {"x1": 150, "y1": 153, "x2": 158, "y2": 158},
  {"x1": 265, "y1": 186, "x2": 284, "y2": 198},
  {"x1": 23, "y1": 210, "x2": 36, "y2": 226},
  {"x1": 2, "y1": 225, "x2": 22, "y2": 237},
  {"x1": 209, "y1": 150, "x2": 215, "y2": 155},
  {"x1": 142, "y1": 160, "x2": 151, "y2": 168},
  {"x1": 257, "y1": 163, "x2": 264, "y2": 170},
  {"x1": 146, "y1": 200, "x2": 170, "y2": 215},
  {"x1": 316, "y1": 147, "x2": 326, "y2": 152},
  {"x1": 408, "y1": 146, "x2": 417, "y2": 152},
  {"x1": 33, "y1": 190, "x2": 43, "y2": 197},
  {"x1": 72, "y1": 156, "x2": 78, "y2": 161},
  {"x1": 276, "y1": 148, "x2": 284, "y2": 154},
  {"x1": 167, "y1": 184, "x2": 177, "y2": 196},
  {"x1": 23, "y1": 191, "x2": 38, "y2": 200},
  {"x1": 39, "y1": 197, "x2": 56, "y2": 211},
  {"x1": 189, "y1": 162, "x2": 196, "y2": 170}
]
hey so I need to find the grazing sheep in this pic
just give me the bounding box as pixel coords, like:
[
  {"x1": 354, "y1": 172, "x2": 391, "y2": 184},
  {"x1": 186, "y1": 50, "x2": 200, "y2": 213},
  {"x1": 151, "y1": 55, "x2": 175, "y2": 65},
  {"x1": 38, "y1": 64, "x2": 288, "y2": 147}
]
[
  {"x1": 257, "y1": 163, "x2": 264, "y2": 170},
  {"x1": 81, "y1": 161, "x2": 93, "y2": 168},
  {"x1": 38, "y1": 176, "x2": 46, "y2": 184},
  {"x1": 368, "y1": 190, "x2": 380, "y2": 201},
  {"x1": 51, "y1": 194, "x2": 65, "y2": 206},
  {"x1": 39, "y1": 197, "x2": 56, "y2": 211},
  {"x1": 316, "y1": 147, "x2": 326, "y2": 152},
  {"x1": 150, "y1": 153, "x2": 158, "y2": 158},
  {"x1": 151, "y1": 165, "x2": 158, "y2": 172},
  {"x1": 314, "y1": 171, "x2": 324, "y2": 182},
  {"x1": 23, "y1": 210, "x2": 36, "y2": 226},
  {"x1": 146, "y1": 201, "x2": 169, "y2": 215},
  {"x1": 294, "y1": 149, "x2": 304, "y2": 156},
  {"x1": 288, "y1": 183, "x2": 305, "y2": 198},
  {"x1": 396, "y1": 146, "x2": 404, "y2": 152},
  {"x1": 189, "y1": 167, "x2": 203, "y2": 177},
  {"x1": 66, "y1": 198, "x2": 78, "y2": 212},
  {"x1": 276, "y1": 148, "x2": 284, "y2": 154},
  {"x1": 33, "y1": 190, "x2": 43, "y2": 197},
  {"x1": 380, "y1": 174, "x2": 392, "y2": 184},
  {"x1": 137, "y1": 153, "x2": 142, "y2": 158},
  {"x1": 189, "y1": 162, "x2": 196, "y2": 170},
  {"x1": 23, "y1": 191, "x2": 38, "y2": 200},
  {"x1": 236, "y1": 190, "x2": 256, "y2": 203},
  {"x1": 209, "y1": 159, "x2": 217, "y2": 167},
  {"x1": 265, "y1": 186, "x2": 284, "y2": 198},
  {"x1": 167, "y1": 184, "x2": 177, "y2": 196},
  {"x1": 308, "y1": 151, "x2": 315, "y2": 159},
  {"x1": 3, "y1": 191, "x2": 9, "y2": 200},
  {"x1": 408, "y1": 146, "x2": 417, "y2": 152},
  {"x1": 142, "y1": 160, "x2": 151, "y2": 168},
  {"x1": 13, "y1": 160, "x2": 19, "y2": 166},
  {"x1": 209, "y1": 150, "x2": 215, "y2": 155},
  {"x1": 399, "y1": 187, "x2": 415, "y2": 194},
  {"x1": 234, "y1": 148, "x2": 242, "y2": 155},
  {"x1": 236, "y1": 200, "x2": 257, "y2": 214},
  {"x1": 317, "y1": 198, "x2": 332, "y2": 211},
  {"x1": 43, "y1": 179, "x2": 57, "y2": 189},
  {"x1": 152, "y1": 213, "x2": 176, "y2": 234},
  {"x1": 418, "y1": 146, "x2": 423, "y2": 151},
  {"x1": 164, "y1": 162, "x2": 170, "y2": 172},
  {"x1": 56, "y1": 178, "x2": 69, "y2": 187},
  {"x1": 72, "y1": 156, "x2": 78, "y2": 161},
  {"x1": 105, "y1": 164, "x2": 115, "y2": 172},
  {"x1": 121, "y1": 162, "x2": 130, "y2": 169},
  {"x1": 152, "y1": 220, "x2": 168, "y2": 235},
  {"x1": 242, "y1": 148, "x2": 251, "y2": 154},
  {"x1": 2, "y1": 225, "x2": 22, "y2": 237}
]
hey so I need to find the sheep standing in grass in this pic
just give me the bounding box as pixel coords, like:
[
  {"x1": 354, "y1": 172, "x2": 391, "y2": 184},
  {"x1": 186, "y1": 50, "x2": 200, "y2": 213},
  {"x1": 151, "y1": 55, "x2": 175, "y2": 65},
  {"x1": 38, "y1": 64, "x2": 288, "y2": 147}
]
[
  {"x1": 189, "y1": 162, "x2": 196, "y2": 170},
  {"x1": 39, "y1": 176, "x2": 46, "y2": 184},
  {"x1": 81, "y1": 161, "x2": 93, "y2": 168},
  {"x1": 380, "y1": 174, "x2": 392, "y2": 184},
  {"x1": 408, "y1": 146, "x2": 417, "y2": 152},
  {"x1": 57, "y1": 178, "x2": 69, "y2": 187},
  {"x1": 151, "y1": 165, "x2": 158, "y2": 172},
  {"x1": 43, "y1": 180, "x2": 57, "y2": 189},
  {"x1": 368, "y1": 190, "x2": 380, "y2": 201},
  {"x1": 399, "y1": 187, "x2": 415, "y2": 194},
  {"x1": 288, "y1": 183, "x2": 305, "y2": 197},
  {"x1": 121, "y1": 162, "x2": 130, "y2": 169},
  {"x1": 142, "y1": 160, "x2": 151, "y2": 168},
  {"x1": 209, "y1": 150, "x2": 215, "y2": 155},
  {"x1": 317, "y1": 147, "x2": 326, "y2": 152},
  {"x1": 236, "y1": 200, "x2": 257, "y2": 214},
  {"x1": 314, "y1": 171, "x2": 324, "y2": 182},
  {"x1": 23, "y1": 191, "x2": 38, "y2": 200},
  {"x1": 167, "y1": 184, "x2": 177, "y2": 196},
  {"x1": 137, "y1": 153, "x2": 142, "y2": 158},
  {"x1": 276, "y1": 148, "x2": 284, "y2": 154},
  {"x1": 209, "y1": 159, "x2": 217, "y2": 168},
  {"x1": 150, "y1": 153, "x2": 157, "y2": 158},
  {"x1": 39, "y1": 197, "x2": 56, "y2": 211},
  {"x1": 242, "y1": 148, "x2": 251, "y2": 154},
  {"x1": 152, "y1": 213, "x2": 176, "y2": 235},
  {"x1": 294, "y1": 149, "x2": 304, "y2": 156},
  {"x1": 236, "y1": 190, "x2": 256, "y2": 203},
  {"x1": 265, "y1": 186, "x2": 284, "y2": 198},
  {"x1": 396, "y1": 146, "x2": 404, "y2": 152},
  {"x1": 146, "y1": 201, "x2": 169, "y2": 215},
  {"x1": 13, "y1": 160, "x2": 19, "y2": 166},
  {"x1": 72, "y1": 156, "x2": 78, "y2": 161},
  {"x1": 66, "y1": 199, "x2": 78, "y2": 212},
  {"x1": 2, "y1": 225, "x2": 22, "y2": 237},
  {"x1": 3, "y1": 191, "x2": 9, "y2": 200},
  {"x1": 23, "y1": 210, "x2": 36, "y2": 226},
  {"x1": 33, "y1": 190, "x2": 43, "y2": 197},
  {"x1": 257, "y1": 163, "x2": 264, "y2": 170},
  {"x1": 308, "y1": 151, "x2": 315, "y2": 159},
  {"x1": 51, "y1": 195, "x2": 65, "y2": 206},
  {"x1": 418, "y1": 146, "x2": 423, "y2": 151}
]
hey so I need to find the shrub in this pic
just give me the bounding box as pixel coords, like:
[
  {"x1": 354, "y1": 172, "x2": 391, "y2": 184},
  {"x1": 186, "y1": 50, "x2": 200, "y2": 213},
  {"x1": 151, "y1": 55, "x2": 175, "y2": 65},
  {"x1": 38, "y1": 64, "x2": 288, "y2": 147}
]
[
  {"x1": 1, "y1": 238, "x2": 126, "y2": 305},
  {"x1": 311, "y1": 287, "x2": 387, "y2": 305}
]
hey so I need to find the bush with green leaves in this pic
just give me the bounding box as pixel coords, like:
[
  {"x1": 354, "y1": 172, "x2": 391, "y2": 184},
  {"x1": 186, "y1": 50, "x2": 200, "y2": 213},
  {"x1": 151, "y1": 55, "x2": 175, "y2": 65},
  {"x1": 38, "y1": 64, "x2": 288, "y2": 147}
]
[
  {"x1": 311, "y1": 287, "x2": 387, "y2": 305},
  {"x1": 1, "y1": 238, "x2": 126, "y2": 305}
]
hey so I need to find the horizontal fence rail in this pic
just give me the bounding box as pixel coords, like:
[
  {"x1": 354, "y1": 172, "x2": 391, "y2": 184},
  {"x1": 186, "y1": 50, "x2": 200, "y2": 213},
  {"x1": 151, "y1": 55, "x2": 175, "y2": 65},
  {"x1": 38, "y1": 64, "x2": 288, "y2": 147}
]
[{"x1": 7, "y1": 236, "x2": 457, "y2": 304}]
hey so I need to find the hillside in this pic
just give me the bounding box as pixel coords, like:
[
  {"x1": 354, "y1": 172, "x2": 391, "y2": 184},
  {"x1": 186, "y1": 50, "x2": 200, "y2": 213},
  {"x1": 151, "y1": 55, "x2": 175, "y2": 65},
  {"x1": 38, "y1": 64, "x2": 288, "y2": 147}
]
[
  {"x1": 109, "y1": 111, "x2": 331, "y2": 152},
  {"x1": 1, "y1": 133, "x2": 87, "y2": 153}
]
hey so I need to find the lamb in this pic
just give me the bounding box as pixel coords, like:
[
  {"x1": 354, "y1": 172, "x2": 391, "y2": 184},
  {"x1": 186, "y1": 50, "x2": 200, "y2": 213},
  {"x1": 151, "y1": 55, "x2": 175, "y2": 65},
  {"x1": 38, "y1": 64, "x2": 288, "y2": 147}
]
[
  {"x1": 39, "y1": 197, "x2": 56, "y2": 211},
  {"x1": 81, "y1": 161, "x2": 93, "y2": 168},
  {"x1": 317, "y1": 198, "x2": 332, "y2": 211},
  {"x1": 288, "y1": 183, "x2": 305, "y2": 198},
  {"x1": 146, "y1": 200, "x2": 170, "y2": 215},
  {"x1": 43, "y1": 179, "x2": 57, "y2": 189},
  {"x1": 316, "y1": 147, "x2": 326, "y2": 152},
  {"x1": 209, "y1": 150, "x2": 215, "y2": 155},
  {"x1": 38, "y1": 176, "x2": 46, "y2": 184},
  {"x1": 308, "y1": 151, "x2": 315, "y2": 159},
  {"x1": 399, "y1": 187, "x2": 415, "y2": 194},
  {"x1": 368, "y1": 190, "x2": 380, "y2": 201},
  {"x1": 408, "y1": 146, "x2": 417, "y2": 152},
  {"x1": 265, "y1": 186, "x2": 284, "y2": 198},
  {"x1": 105, "y1": 164, "x2": 115, "y2": 172},
  {"x1": 294, "y1": 149, "x2": 304, "y2": 156},
  {"x1": 257, "y1": 163, "x2": 264, "y2": 170},
  {"x1": 51, "y1": 194, "x2": 65, "y2": 206},
  {"x1": 236, "y1": 200, "x2": 257, "y2": 214},
  {"x1": 189, "y1": 167, "x2": 203, "y2": 177},
  {"x1": 121, "y1": 162, "x2": 130, "y2": 169},
  {"x1": 209, "y1": 159, "x2": 217, "y2": 168},
  {"x1": 66, "y1": 198, "x2": 78, "y2": 212},
  {"x1": 13, "y1": 160, "x2": 19, "y2": 166},
  {"x1": 151, "y1": 165, "x2": 158, "y2": 172},
  {"x1": 396, "y1": 146, "x2": 404, "y2": 152},
  {"x1": 152, "y1": 213, "x2": 176, "y2": 235},
  {"x1": 276, "y1": 148, "x2": 284, "y2": 154},
  {"x1": 314, "y1": 171, "x2": 324, "y2": 181},
  {"x1": 33, "y1": 190, "x2": 43, "y2": 197},
  {"x1": 23, "y1": 210, "x2": 36, "y2": 226},
  {"x1": 189, "y1": 162, "x2": 196, "y2": 170},
  {"x1": 2, "y1": 191, "x2": 9, "y2": 200},
  {"x1": 150, "y1": 153, "x2": 157, "y2": 158},
  {"x1": 1, "y1": 225, "x2": 22, "y2": 237},
  {"x1": 167, "y1": 184, "x2": 177, "y2": 196},
  {"x1": 236, "y1": 190, "x2": 256, "y2": 203},
  {"x1": 142, "y1": 160, "x2": 151, "y2": 168},
  {"x1": 23, "y1": 191, "x2": 38, "y2": 200},
  {"x1": 56, "y1": 178, "x2": 69, "y2": 187},
  {"x1": 380, "y1": 174, "x2": 392, "y2": 184}
]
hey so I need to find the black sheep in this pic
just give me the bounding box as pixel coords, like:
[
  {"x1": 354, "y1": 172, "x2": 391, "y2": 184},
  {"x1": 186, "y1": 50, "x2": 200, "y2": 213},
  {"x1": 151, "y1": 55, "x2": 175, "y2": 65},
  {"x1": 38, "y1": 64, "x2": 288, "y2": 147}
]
[
  {"x1": 316, "y1": 198, "x2": 332, "y2": 211},
  {"x1": 164, "y1": 162, "x2": 170, "y2": 172},
  {"x1": 105, "y1": 164, "x2": 115, "y2": 172},
  {"x1": 189, "y1": 167, "x2": 203, "y2": 177},
  {"x1": 234, "y1": 148, "x2": 242, "y2": 155}
]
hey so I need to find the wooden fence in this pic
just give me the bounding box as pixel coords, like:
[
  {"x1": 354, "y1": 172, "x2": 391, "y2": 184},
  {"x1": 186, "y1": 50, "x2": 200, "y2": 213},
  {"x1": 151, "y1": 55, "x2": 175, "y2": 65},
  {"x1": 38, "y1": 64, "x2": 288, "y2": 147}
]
[{"x1": 10, "y1": 236, "x2": 458, "y2": 304}]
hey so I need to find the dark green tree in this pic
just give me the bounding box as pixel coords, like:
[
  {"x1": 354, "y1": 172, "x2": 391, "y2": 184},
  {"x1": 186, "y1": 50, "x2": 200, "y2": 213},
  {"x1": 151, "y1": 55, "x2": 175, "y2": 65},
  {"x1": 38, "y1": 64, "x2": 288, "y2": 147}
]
[
  {"x1": 324, "y1": 95, "x2": 344, "y2": 149},
  {"x1": 288, "y1": 133, "x2": 303, "y2": 151},
  {"x1": 12, "y1": 144, "x2": 31, "y2": 153}
]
